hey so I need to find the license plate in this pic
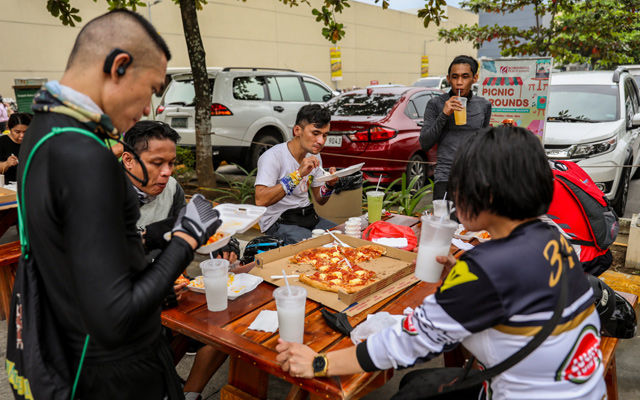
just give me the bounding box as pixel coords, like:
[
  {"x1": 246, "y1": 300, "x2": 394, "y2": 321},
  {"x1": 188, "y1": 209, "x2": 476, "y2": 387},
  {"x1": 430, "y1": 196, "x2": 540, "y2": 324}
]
[
  {"x1": 324, "y1": 135, "x2": 342, "y2": 147},
  {"x1": 171, "y1": 117, "x2": 188, "y2": 128}
]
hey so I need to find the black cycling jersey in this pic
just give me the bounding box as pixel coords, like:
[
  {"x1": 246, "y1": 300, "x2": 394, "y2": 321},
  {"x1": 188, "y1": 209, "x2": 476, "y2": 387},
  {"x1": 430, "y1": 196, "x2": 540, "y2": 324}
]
[{"x1": 18, "y1": 106, "x2": 193, "y2": 398}]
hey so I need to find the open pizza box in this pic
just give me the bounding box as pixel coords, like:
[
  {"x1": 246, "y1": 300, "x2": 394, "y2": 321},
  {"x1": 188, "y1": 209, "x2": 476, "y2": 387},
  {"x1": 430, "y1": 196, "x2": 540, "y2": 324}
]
[
  {"x1": 252, "y1": 233, "x2": 419, "y2": 316},
  {"x1": 0, "y1": 187, "x2": 17, "y2": 211}
]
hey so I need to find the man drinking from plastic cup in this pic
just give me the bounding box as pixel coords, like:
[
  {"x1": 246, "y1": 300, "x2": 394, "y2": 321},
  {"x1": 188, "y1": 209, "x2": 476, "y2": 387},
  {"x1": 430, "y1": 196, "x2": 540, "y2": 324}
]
[{"x1": 419, "y1": 55, "x2": 492, "y2": 204}]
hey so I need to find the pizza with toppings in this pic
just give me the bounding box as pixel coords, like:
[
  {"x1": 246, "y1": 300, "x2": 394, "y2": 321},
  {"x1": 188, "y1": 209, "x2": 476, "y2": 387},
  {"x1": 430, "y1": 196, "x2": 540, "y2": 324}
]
[
  {"x1": 289, "y1": 244, "x2": 386, "y2": 293},
  {"x1": 299, "y1": 261, "x2": 377, "y2": 293},
  {"x1": 289, "y1": 244, "x2": 386, "y2": 267}
]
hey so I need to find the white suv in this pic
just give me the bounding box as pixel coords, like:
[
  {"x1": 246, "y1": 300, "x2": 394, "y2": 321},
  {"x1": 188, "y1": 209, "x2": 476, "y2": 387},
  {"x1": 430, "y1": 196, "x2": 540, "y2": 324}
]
[
  {"x1": 545, "y1": 68, "x2": 640, "y2": 216},
  {"x1": 411, "y1": 76, "x2": 450, "y2": 91},
  {"x1": 155, "y1": 67, "x2": 337, "y2": 170}
]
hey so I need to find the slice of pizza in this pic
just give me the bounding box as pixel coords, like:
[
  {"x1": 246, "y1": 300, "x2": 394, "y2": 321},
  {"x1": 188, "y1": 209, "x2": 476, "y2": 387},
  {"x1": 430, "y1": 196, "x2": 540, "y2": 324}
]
[{"x1": 299, "y1": 265, "x2": 376, "y2": 294}]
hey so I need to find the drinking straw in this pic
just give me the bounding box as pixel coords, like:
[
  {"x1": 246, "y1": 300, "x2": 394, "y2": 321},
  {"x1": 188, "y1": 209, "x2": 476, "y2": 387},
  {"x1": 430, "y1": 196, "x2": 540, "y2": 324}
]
[
  {"x1": 443, "y1": 192, "x2": 447, "y2": 201},
  {"x1": 458, "y1": 89, "x2": 461, "y2": 97},
  {"x1": 440, "y1": 207, "x2": 456, "y2": 224},
  {"x1": 210, "y1": 252, "x2": 215, "y2": 262},
  {"x1": 282, "y1": 269, "x2": 292, "y2": 296},
  {"x1": 375, "y1": 174, "x2": 382, "y2": 191}
]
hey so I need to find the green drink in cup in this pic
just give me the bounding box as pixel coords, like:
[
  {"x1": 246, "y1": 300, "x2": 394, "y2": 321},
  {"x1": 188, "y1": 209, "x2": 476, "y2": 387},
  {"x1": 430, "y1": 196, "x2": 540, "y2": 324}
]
[{"x1": 367, "y1": 191, "x2": 384, "y2": 223}]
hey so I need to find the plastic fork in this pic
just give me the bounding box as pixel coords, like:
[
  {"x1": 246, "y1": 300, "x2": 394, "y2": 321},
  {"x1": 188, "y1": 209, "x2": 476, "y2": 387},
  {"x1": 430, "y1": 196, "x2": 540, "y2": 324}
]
[{"x1": 326, "y1": 229, "x2": 351, "y2": 247}]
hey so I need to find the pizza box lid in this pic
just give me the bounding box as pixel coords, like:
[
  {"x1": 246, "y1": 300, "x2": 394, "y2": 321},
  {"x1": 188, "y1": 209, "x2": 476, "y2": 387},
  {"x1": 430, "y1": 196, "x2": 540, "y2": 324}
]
[
  {"x1": 196, "y1": 204, "x2": 266, "y2": 254},
  {"x1": 251, "y1": 233, "x2": 418, "y2": 314}
]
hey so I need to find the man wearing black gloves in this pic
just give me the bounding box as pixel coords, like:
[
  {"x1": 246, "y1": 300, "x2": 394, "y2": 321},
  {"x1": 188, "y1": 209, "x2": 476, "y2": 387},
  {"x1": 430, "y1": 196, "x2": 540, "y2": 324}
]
[{"x1": 12, "y1": 9, "x2": 220, "y2": 400}]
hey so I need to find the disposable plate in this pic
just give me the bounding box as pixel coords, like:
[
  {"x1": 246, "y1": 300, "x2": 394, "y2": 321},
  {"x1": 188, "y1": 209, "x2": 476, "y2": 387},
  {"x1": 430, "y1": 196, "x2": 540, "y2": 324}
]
[
  {"x1": 316, "y1": 162, "x2": 365, "y2": 183},
  {"x1": 196, "y1": 204, "x2": 267, "y2": 254},
  {"x1": 187, "y1": 274, "x2": 263, "y2": 300}
]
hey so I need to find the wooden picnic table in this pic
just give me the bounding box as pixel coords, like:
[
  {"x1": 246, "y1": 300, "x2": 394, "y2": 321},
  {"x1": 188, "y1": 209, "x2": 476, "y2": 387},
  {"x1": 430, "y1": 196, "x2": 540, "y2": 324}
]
[
  {"x1": 0, "y1": 189, "x2": 19, "y2": 321},
  {"x1": 161, "y1": 214, "x2": 472, "y2": 399}
]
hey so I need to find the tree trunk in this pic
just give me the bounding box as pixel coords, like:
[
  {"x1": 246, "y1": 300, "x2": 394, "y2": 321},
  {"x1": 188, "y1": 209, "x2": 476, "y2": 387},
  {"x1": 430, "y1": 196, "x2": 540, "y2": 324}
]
[{"x1": 179, "y1": 0, "x2": 216, "y2": 188}]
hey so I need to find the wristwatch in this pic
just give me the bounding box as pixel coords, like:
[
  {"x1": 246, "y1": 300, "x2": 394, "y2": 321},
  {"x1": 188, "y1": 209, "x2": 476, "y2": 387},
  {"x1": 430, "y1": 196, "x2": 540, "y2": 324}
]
[{"x1": 312, "y1": 353, "x2": 329, "y2": 377}]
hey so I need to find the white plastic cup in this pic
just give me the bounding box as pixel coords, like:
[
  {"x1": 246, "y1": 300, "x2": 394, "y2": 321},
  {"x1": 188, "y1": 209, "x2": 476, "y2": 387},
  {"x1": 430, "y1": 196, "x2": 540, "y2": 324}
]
[
  {"x1": 0, "y1": 175, "x2": 4, "y2": 188},
  {"x1": 311, "y1": 229, "x2": 325, "y2": 238},
  {"x1": 415, "y1": 215, "x2": 458, "y2": 282},
  {"x1": 349, "y1": 217, "x2": 362, "y2": 223},
  {"x1": 345, "y1": 227, "x2": 360, "y2": 234},
  {"x1": 273, "y1": 285, "x2": 307, "y2": 343},
  {"x1": 433, "y1": 200, "x2": 454, "y2": 219},
  {"x1": 200, "y1": 259, "x2": 229, "y2": 312}
]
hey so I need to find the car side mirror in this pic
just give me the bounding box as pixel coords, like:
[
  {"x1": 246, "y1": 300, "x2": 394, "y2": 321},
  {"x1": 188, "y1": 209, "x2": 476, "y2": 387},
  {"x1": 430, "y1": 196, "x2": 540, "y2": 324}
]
[
  {"x1": 323, "y1": 93, "x2": 333, "y2": 102},
  {"x1": 416, "y1": 120, "x2": 424, "y2": 126},
  {"x1": 633, "y1": 112, "x2": 640, "y2": 128}
]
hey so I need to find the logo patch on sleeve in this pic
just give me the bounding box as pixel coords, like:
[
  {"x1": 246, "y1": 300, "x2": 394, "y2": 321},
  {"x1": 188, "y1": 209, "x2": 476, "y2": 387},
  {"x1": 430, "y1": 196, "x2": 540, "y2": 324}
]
[
  {"x1": 402, "y1": 312, "x2": 419, "y2": 336},
  {"x1": 439, "y1": 261, "x2": 478, "y2": 293},
  {"x1": 555, "y1": 325, "x2": 601, "y2": 383}
]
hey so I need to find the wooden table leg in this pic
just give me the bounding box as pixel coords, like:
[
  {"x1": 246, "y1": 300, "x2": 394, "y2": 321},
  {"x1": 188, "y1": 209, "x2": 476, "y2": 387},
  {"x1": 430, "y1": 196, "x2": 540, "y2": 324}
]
[
  {"x1": 221, "y1": 357, "x2": 269, "y2": 400},
  {"x1": 0, "y1": 261, "x2": 18, "y2": 322},
  {"x1": 605, "y1": 353, "x2": 618, "y2": 400},
  {"x1": 169, "y1": 333, "x2": 190, "y2": 366}
]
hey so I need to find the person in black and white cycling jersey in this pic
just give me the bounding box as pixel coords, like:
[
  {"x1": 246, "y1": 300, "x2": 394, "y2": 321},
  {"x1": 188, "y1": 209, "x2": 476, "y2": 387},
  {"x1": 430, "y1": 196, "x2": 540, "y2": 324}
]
[{"x1": 276, "y1": 126, "x2": 605, "y2": 400}]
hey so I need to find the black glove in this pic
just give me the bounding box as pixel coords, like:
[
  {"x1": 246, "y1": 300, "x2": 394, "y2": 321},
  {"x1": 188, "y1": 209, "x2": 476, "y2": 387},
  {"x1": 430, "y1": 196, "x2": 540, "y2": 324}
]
[
  {"x1": 145, "y1": 217, "x2": 178, "y2": 251},
  {"x1": 172, "y1": 194, "x2": 222, "y2": 247}
]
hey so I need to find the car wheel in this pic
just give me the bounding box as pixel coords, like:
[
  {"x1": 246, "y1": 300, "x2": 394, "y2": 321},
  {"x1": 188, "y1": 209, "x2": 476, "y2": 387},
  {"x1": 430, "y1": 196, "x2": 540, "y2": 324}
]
[
  {"x1": 248, "y1": 134, "x2": 281, "y2": 171},
  {"x1": 406, "y1": 153, "x2": 427, "y2": 190},
  {"x1": 612, "y1": 166, "x2": 631, "y2": 217}
]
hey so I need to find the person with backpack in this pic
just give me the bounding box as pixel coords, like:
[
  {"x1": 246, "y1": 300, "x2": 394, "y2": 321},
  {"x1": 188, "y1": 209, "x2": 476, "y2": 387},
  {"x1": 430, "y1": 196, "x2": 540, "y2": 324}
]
[
  {"x1": 276, "y1": 126, "x2": 605, "y2": 399},
  {"x1": 547, "y1": 160, "x2": 619, "y2": 276},
  {"x1": 8, "y1": 10, "x2": 221, "y2": 400}
]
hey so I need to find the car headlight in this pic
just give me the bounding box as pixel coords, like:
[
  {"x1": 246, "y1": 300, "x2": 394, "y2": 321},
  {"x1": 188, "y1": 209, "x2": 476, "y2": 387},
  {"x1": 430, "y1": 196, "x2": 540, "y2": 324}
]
[{"x1": 568, "y1": 137, "x2": 617, "y2": 158}]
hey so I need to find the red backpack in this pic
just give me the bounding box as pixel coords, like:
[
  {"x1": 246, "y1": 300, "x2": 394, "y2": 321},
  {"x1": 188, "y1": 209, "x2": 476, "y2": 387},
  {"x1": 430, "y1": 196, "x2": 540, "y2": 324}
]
[{"x1": 547, "y1": 161, "x2": 619, "y2": 251}]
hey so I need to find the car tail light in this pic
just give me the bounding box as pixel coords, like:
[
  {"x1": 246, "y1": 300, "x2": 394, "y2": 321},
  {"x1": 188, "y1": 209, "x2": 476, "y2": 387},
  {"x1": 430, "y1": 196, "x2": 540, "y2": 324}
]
[
  {"x1": 211, "y1": 103, "x2": 233, "y2": 116},
  {"x1": 156, "y1": 105, "x2": 165, "y2": 115},
  {"x1": 348, "y1": 126, "x2": 397, "y2": 142}
]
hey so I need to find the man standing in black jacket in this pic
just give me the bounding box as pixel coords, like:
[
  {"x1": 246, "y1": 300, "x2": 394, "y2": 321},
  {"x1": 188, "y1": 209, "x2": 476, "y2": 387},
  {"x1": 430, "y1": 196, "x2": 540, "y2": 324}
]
[
  {"x1": 13, "y1": 9, "x2": 220, "y2": 400},
  {"x1": 419, "y1": 55, "x2": 492, "y2": 201}
]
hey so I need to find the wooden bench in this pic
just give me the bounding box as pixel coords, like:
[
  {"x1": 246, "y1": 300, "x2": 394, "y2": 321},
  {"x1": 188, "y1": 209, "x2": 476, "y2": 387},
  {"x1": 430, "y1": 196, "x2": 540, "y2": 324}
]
[{"x1": 0, "y1": 240, "x2": 21, "y2": 322}]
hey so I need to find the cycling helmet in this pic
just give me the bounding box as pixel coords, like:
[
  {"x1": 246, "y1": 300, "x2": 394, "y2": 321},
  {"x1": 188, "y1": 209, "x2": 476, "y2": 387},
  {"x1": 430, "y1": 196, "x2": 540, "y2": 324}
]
[
  {"x1": 587, "y1": 274, "x2": 637, "y2": 339},
  {"x1": 240, "y1": 235, "x2": 284, "y2": 264}
]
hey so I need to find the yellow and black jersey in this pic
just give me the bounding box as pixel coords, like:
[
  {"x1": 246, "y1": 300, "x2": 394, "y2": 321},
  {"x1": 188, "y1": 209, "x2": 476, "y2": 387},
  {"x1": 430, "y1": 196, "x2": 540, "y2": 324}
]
[{"x1": 356, "y1": 220, "x2": 605, "y2": 400}]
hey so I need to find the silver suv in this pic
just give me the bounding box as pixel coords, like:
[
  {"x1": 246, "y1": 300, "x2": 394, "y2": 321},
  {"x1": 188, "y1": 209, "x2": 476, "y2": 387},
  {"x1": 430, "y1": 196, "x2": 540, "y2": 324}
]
[
  {"x1": 545, "y1": 68, "x2": 640, "y2": 216},
  {"x1": 155, "y1": 67, "x2": 337, "y2": 170}
]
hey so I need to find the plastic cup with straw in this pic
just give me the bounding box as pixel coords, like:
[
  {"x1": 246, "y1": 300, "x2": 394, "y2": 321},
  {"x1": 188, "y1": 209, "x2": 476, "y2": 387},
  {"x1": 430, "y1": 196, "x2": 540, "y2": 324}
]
[
  {"x1": 455, "y1": 89, "x2": 468, "y2": 125},
  {"x1": 273, "y1": 270, "x2": 307, "y2": 343},
  {"x1": 367, "y1": 175, "x2": 385, "y2": 224},
  {"x1": 416, "y1": 210, "x2": 458, "y2": 282}
]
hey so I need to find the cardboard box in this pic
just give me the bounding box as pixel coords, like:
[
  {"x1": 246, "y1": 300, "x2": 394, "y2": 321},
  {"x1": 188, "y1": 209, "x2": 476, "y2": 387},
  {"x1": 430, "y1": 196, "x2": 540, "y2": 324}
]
[
  {"x1": 0, "y1": 187, "x2": 17, "y2": 210},
  {"x1": 252, "y1": 233, "x2": 418, "y2": 315},
  {"x1": 311, "y1": 187, "x2": 362, "y2": 225}
]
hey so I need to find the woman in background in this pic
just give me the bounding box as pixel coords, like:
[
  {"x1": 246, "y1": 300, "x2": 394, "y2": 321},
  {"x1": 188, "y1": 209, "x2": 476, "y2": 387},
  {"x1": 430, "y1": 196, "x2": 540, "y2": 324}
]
[{"x1": 0, "y1": 113, "x2": 31, "y2": 182}]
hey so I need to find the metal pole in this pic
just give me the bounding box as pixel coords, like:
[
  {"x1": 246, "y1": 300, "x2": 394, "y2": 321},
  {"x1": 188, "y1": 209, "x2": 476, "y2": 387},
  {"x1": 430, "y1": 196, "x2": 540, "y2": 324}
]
[{"x1": 148, "y1": 1, "x2": 153, "y2": 24}]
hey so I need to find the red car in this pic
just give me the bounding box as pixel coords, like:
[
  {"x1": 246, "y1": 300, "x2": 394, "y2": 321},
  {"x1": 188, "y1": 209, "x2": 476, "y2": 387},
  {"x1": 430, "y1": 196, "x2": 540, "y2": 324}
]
[{"x1": 321, "y1": 86, "x2": 444, "y2": 188}]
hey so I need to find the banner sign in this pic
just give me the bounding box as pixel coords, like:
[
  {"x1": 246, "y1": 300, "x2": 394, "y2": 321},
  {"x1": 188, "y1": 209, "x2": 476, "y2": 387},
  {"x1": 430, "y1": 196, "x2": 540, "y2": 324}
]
[
  {"x1": 421, "y1": 56, "x2": 429, "y2": 78},
  {"x1": 479, "y1": 57, "x2": 552, "y2": 141},
  {"x1": 330, "y1": 47, "x2": 342, "y2": 81}
]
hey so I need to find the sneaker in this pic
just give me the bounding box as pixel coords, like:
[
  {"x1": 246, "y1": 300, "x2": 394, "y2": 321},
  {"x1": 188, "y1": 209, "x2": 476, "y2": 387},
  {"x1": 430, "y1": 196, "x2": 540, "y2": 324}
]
[{"x1": 184, "y1": 392, "x2": 202, "y2": 400}]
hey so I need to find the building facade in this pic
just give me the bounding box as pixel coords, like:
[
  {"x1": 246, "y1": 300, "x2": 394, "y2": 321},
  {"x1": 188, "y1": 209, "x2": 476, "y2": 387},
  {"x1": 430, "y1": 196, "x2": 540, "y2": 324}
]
[{"x1": 0, "y1": 0, "x2": 478, "y2": 101}]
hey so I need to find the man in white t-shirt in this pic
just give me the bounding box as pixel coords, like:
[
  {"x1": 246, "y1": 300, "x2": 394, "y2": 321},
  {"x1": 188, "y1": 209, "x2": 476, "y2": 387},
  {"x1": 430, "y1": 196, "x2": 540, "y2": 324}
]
[{"x1": 255, "y1": 105, "x2": 338, "y2": 244}]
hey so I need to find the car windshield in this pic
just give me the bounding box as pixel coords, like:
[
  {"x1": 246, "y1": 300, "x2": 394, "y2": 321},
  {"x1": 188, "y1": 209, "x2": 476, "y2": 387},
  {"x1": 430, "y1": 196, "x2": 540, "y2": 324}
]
[
  {"x1": 163, "y1": 79, "x2": 214, "y2": 107},
  {"x1": 547, "y1": 84, "x2": 619, "y2": 122},
  {"x1": 413, "y1": 78, "x2": 440, "y2": 88},
  {"x1": 326, "y1": 93, "x2": 401, "y2": 116}
]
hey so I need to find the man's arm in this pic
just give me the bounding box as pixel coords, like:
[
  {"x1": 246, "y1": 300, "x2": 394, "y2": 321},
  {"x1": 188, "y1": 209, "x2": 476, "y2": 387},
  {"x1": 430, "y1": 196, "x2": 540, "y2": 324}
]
[
  {"x1": 255, "y1": 184, "x2": 286, "y2": 207},
  {"x1": 419, "y1": 96, "x2": 461, "y2": 152},
  {"x1": 483, "y1": 100, "x2": 493, "y2": 127}
]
